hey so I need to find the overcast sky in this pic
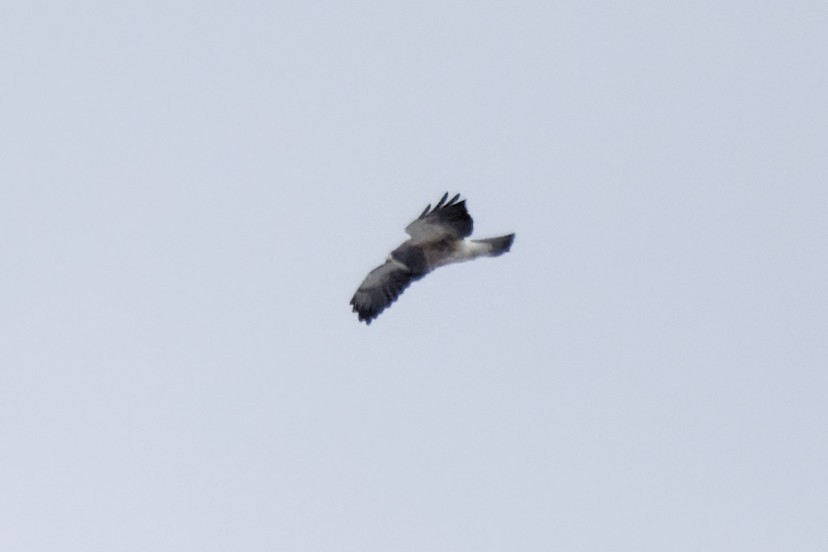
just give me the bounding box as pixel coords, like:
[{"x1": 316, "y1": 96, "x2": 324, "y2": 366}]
[{"x1": 2, "y1": 2, "x2": 827, "y2": 551}]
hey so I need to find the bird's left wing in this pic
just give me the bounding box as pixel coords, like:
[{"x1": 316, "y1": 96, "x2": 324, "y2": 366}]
[{"x1": 405, "y1": 193, "x2": 473, "y2": 243}]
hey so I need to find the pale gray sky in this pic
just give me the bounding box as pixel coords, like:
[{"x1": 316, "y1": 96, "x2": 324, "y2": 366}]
[{"x1": 2, "y1": 2, "x2": 827, "y2": 551}]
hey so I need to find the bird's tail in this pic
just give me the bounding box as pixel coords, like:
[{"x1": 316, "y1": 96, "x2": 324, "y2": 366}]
[{"x1": 472, "y1": 233, "x2": 515, "y2": 257}]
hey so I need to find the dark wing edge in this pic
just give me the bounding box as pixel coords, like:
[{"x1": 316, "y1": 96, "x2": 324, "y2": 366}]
[
  {"x1": 406, "y1": 192, "x2": 473, "y2": 241},
  {"x1": 350, "y1": 261, "x2": 425, "y2": 324}
]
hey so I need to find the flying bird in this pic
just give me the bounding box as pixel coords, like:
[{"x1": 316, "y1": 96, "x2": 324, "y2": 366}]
[{"x1": 350, "y1": 193, "x2": 515, "y2": 324}]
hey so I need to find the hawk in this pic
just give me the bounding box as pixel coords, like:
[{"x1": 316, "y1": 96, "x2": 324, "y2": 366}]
[{"x1": 350, "y1": 193, "x2": 515, "y2": 324}]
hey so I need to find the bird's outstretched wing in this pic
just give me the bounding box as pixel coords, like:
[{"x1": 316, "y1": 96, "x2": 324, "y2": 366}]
[
  {"x1": 350, "y1": 260, "x2": 425, "y2": 324},
  {"x1": 404, "y1": 193, "x2": 473, "y2": 243}
]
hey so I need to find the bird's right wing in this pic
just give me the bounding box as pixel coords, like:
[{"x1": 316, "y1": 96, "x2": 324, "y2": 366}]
[{"x1": 350, "y1": 260, "x2": 424, "y2": 324}]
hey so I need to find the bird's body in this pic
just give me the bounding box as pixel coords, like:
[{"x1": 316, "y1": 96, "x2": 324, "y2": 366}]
[{"x1": 350, "y1": 193, "x2": 514, "y2": 324}]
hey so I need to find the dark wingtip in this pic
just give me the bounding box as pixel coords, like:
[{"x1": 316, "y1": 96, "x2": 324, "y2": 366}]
[
  {"x1": 423, "y1": 192, "x2": 462, "y2": 216},
  {"x1": 420, "y1": 193, "x2": 463, "y2": 218},
  {"x1": 354, "y1": 309, "x2": 375, "y2": 325}
]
